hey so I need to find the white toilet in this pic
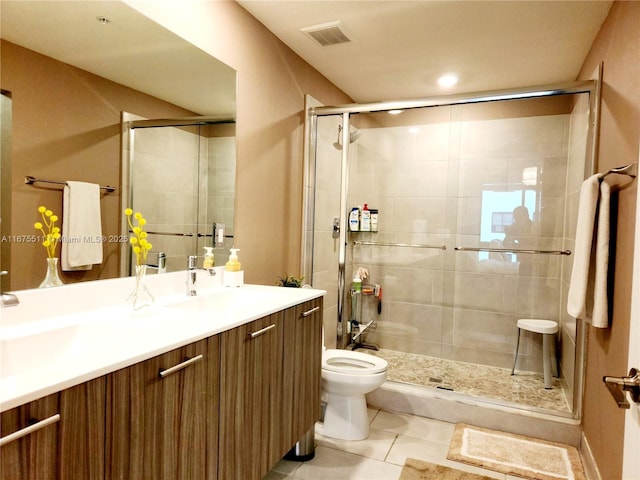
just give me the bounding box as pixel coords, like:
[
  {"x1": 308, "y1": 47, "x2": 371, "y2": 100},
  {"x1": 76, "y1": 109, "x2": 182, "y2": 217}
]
[{"x1": 317, "y1": 349, "x2": 388, "y2": 441}]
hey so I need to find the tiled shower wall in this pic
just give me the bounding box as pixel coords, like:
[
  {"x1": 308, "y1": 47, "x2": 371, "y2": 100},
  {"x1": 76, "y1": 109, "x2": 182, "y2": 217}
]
[
  {"x1": 350, "y1": 110, "x2": 574, "y2": 373},
  {"x1": 309, "y1": 97, "x2": 589, "y2": 384},
  {"x1": 348, "y1": 103, "x2": 589, "y2": 383}
]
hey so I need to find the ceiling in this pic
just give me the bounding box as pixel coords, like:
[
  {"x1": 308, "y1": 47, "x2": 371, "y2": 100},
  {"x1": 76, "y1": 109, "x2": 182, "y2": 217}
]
[
  {"x1": 237, "y1": 0, "x2": 613, "y2": 104},
  {"x1": 0, "y1": 1, "x2": 236, "y2": 116}
]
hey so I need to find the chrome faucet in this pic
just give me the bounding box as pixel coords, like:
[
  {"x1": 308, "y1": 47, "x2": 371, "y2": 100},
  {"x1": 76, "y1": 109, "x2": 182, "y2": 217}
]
[
  {"x1": 145, "y1": 251, "x2": 167, "y2": 274},
  {"x1": 0, "y1": 271, "x2": 19, "y2": 307},
  {"x1": 187, "y1": 255, "x2": 216, "y2": 296}
]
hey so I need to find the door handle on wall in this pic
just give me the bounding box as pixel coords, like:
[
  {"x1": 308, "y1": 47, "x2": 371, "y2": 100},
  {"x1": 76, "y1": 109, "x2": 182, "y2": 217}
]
[{"x1": 603, "y1": 368, "x2": 640, "y2": 409}]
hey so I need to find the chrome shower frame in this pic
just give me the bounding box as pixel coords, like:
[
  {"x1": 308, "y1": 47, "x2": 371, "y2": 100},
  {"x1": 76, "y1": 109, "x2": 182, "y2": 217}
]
[
  {"x1": 303, "y1": 77, "x2": 601, "y2": 419},
  {"x1": 302, "y1": 79, "x2": 600, "y2": 348}
]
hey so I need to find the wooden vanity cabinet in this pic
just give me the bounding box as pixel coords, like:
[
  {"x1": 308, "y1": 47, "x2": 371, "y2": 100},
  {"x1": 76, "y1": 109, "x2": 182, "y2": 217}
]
[
  {"x1": 218, "y1": 298, "x2": 323, "y2": 480},
  {"x1": 218, "y1": 312, "x2": 284, "y2": 480},
  {"x1": 0, "y1": 377, "x2": 106, "y2": 480},
  {"x1": 1, "y1": 296, "x2": 323, "y2": 480},
  {"x1": 0, "y1": 393, "x2": 59, "y2": 480},
  {"x1": 281, "y1": 298, "x2": 323, "y2": 452},
  {"x1": 105, "y1": 337, "x2": 219, "y2": 480}
]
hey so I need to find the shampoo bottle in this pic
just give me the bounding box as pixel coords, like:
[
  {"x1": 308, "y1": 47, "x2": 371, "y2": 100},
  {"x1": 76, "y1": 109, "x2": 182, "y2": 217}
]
[
  {"x1": 360, "y1": 204, "x2": 371, "y2": 232},
  {"x1": 352, "y1": 274, "x2": 362, "y2": 292},
  {"x1": 349, "y1": 207, "x2": 360, "y2": 232},
  {"x1": 203, "y1": 247, "x2": 215, "y2": 268},
  {"x1": 370, "y1": 209, "x2": 379, "y2": 232}
]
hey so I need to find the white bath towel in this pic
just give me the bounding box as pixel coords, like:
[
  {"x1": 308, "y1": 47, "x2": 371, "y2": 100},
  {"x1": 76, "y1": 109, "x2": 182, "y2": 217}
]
[
  {"x1": 61, "y1": 181, "x2": 103, "y2": 271},
  {"x1": 567, "y1": 174, "x2": 611, "y2": 328}
]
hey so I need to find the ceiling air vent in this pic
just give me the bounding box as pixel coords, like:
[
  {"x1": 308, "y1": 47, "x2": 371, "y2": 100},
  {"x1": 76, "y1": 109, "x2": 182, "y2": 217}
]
[{"x1": 301, "y1": 21, "x2": 351, "y2": 47}]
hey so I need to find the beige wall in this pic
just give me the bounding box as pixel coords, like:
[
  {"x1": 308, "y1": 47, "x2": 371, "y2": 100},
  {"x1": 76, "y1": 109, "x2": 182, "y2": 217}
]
[
  {"x1": 1, "y1": 40, "x2": 196, "y2": 290},
  {"x1": 126, "y1": 0, "x2": 353, "y2": 285},
  {"x1": 577, "y1": 2, "x2": 639, "y2": 479}
]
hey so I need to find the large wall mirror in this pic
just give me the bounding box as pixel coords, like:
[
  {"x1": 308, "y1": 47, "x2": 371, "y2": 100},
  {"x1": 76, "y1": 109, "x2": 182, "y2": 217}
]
[{"x1": 0, "y1": 0, "x2": 237, "y2": 291}]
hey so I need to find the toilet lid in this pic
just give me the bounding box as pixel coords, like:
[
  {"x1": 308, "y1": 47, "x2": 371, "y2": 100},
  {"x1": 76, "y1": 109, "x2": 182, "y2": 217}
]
[{"x1": 322, "y1": 349, "x2": 388, "y2": 375}]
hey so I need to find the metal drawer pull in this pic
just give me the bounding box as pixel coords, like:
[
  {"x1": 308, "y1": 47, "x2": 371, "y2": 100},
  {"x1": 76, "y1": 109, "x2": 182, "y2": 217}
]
[
  {"x1": 302, "y1": 306, "x2": 320, "y2": 317},
  {"x1": 159, "y1": 354, "x2": 203, "y2": 378},
  {"x1": 0, "y1": 414, "x2": 60, "y2": 447},
  {"x1": 248, "y1": 324, "x2": 276, "y2": 339}
]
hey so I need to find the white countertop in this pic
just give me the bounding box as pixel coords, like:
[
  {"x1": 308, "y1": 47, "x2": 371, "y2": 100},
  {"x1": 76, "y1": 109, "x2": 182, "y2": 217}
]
[{"x1": 0, "y1": 271, "x2": 325, "y2": 412}]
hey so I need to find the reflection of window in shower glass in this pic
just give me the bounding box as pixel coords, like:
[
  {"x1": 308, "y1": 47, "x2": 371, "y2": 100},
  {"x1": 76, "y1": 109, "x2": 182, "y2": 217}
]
[
  {"x1": 491, "y1": 212, "x2": 513, "y2": 233},
  {"x1": 480, "y1": 190, "x2": 536, "y2": 261}
]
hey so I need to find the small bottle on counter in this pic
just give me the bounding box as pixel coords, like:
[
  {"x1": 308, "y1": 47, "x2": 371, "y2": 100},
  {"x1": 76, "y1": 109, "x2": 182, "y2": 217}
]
[
  {"x1": 203, "y1": 247, "x2": 215, "y2": 268},
  {"x1": 223, "y1": 248, "x2": 244, "y2": 287}
]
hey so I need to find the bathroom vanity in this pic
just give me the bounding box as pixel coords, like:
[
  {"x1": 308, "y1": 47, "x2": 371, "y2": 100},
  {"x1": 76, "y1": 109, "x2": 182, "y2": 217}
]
[{"x1": 0, "y1": 272, "x2": 324, "y2": 480}]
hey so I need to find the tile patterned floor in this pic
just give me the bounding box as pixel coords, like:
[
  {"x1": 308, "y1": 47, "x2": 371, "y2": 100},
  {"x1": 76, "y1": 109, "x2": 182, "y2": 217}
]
[
  {"x1": 359, "y1": 348, "x2": 571, "y2": 413},
  {"x1": 263, "y1": 409, "x2": 530, "y2": 479}
]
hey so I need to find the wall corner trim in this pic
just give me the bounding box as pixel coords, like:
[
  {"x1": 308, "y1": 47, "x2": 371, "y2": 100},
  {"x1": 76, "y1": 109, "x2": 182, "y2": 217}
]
[{"x1": 580, "y1": 432, "x2": 603, "y2": 480}]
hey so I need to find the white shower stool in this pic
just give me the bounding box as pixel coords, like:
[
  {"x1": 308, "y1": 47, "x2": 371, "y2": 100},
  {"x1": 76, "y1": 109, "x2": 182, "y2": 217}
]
[{"x1": 511, "y1": 319, "x2": 559, "y2": 389}]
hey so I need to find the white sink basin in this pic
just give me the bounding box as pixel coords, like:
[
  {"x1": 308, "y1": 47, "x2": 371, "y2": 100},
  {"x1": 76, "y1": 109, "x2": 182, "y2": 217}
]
[{"x1": 0, "y1": 318, "x2": 120, "y2": 379}]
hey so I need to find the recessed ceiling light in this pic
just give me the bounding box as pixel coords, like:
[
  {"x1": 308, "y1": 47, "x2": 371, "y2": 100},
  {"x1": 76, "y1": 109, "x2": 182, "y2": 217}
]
[
  {"x1": 388, "y1": 109, "x2": 403, "y2": 115},
  {"x1": 438, "y1": 74, "x2": 458, "y2": 88}
]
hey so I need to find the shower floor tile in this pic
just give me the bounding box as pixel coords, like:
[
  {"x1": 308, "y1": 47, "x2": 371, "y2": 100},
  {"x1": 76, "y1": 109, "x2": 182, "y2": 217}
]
[{"x1": 358, "y1": 348, "x2": 571, "y2": 413}]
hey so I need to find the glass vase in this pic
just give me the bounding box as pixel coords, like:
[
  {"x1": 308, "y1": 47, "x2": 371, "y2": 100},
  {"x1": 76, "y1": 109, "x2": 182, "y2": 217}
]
[
  {"x1": 127, "y1": 264, "x2": 155, "y2": 311},
  {"x1": 39, "y1": 257, "x2": 64, "y2": 288}
]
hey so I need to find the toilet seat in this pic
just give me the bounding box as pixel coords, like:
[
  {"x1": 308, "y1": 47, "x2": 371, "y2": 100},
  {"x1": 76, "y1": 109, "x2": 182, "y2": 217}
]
[{"x1": 322, "y1": 349, "x2": 388, "y2": 375}]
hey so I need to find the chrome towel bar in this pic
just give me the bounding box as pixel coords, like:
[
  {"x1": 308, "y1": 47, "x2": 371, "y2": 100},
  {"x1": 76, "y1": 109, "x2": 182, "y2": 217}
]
[
  {"x1": 454, "y1": 246, "x2": 571, "y2": 256},
  {"x1": 353, "y1": 241, "x2": 446, "y2": 250},
  {"x1": 25, "y1": 175, "x2": 116, "y2": 193}
]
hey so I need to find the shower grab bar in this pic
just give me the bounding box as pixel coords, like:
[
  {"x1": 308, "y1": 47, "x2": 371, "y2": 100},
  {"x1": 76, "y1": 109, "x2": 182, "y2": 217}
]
[
  {"x1": 25, "y1": 175, "x2": 116, "y2": 193},
  {"x1": 454, "y1": 246, "x2": 571, "y2": 256},
  {"x1": 353, "y1": 241, "x2": 446, "y2": 250}
]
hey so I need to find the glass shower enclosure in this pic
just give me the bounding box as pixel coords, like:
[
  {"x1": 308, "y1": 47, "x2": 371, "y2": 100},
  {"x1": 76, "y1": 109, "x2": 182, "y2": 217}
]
[{"x1": 302, "y1": 81, "x2": 598, "y2": 419}]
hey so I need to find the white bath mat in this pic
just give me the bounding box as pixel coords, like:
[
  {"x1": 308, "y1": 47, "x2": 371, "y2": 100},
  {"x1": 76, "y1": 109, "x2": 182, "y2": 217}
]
[{"x1": 447, "y1": 423, "x2": 586, "y2": 480}]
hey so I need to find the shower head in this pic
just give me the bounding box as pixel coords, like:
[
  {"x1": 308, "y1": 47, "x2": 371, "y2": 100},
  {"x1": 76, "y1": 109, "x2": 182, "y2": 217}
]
[
  {"x1": 333, "y1": 125, "x2": 343, "y2": 150},
  {"x1": 333, "y1": 125, "x2": 361, "y2": 150}
]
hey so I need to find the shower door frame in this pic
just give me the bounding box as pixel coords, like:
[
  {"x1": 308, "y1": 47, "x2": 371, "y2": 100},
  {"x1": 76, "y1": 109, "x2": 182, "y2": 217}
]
[{"x1": 303, "y1": 78, "x2": 600, "y2": 418}]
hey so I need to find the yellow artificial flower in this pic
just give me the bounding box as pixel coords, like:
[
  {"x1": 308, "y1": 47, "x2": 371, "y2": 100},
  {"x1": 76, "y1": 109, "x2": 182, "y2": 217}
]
[
  {"x1": 125, "y1": 208, "x2": 151, "y2": 266},
  {"x1": 34, "y1": 205, "x2": 60, "y2": 258}
]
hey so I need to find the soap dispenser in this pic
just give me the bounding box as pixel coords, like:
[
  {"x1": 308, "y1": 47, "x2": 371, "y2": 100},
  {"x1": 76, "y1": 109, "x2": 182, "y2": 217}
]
[
  {"x1": 223, "y1": 248, "x2": 244, "y2": 287},
  {"x1": 203, "y1": 247, "x2": 215, "y2": 269},
  {"x1": 225, "y1": 248, "x2": 241, "y2": 271}
]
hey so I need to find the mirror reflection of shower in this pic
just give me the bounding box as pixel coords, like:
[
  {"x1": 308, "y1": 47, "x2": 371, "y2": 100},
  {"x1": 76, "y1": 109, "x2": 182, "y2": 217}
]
[{"x1": 333, "y1": 124, "x2": 362, "y2": 150}]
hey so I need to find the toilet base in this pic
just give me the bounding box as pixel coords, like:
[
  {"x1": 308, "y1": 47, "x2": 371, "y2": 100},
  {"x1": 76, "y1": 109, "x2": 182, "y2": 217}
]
[{"x1": 317, "y1": 392, "x2": 369, "y2": 441}]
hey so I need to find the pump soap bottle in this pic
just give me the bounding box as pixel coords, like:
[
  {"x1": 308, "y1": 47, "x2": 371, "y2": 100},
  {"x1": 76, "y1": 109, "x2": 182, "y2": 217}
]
[
  {"x1": 223, "y1": 248, "x2": 244, "y2": 287},
  {"x1": 203, "y1": 247, "x2": 215, "y2": 269}
]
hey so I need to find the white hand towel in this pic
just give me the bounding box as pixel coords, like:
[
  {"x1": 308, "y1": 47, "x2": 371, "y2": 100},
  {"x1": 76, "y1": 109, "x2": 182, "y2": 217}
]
[
  {"x1": 62, "y1": 181, "x2": 103, "y2": 271},
  {"x1": 567, "y1": 174, "x2": 611, "y2": 328},
  {"x1": 591, "y1": 179, "x2": 610, "y2": 328}
]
